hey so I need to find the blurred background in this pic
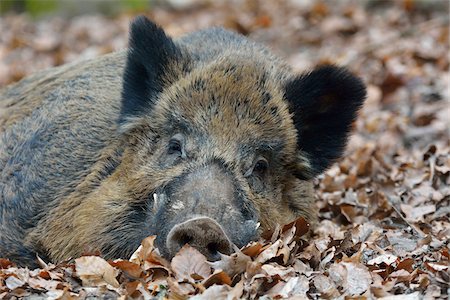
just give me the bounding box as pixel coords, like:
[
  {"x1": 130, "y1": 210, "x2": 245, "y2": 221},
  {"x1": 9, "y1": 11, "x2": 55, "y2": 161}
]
[
  {"x1": 1, "y1": 0, "x2": 448, "y2": 146},
  {"x1": 0, "y1": 0, "x2": 448, "y2": 93},
  {"x1": 0, "y1": 0, "x2": 448, "y2": 173}
]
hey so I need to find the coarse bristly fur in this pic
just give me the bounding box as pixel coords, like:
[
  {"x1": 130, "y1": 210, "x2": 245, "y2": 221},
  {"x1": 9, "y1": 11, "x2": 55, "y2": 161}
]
[{"x1": 0, "y1": 16, "x2": 366, "y2": 267}]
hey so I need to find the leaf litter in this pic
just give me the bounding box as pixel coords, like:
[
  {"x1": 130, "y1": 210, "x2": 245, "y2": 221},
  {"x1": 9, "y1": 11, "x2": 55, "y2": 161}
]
[{"x1": 0, "y1": 0, "x2": 449, "y2": 298}]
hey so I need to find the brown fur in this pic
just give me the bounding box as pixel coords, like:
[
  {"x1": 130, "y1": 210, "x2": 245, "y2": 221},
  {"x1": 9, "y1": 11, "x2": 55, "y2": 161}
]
[{"x1": 0, "y1": 17, "x2": 365, "y2": 266}]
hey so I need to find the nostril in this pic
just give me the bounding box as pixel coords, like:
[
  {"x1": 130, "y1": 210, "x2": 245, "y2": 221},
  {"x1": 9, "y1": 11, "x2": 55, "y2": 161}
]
[
  {"x1": 207, "y1": 242, "x2": 219, "y2": 255},
  {"x1": 179, "y1": 234, "x2": 193, "y2": 246},
  {"x1": 207, "y1": 242, "x2": 224, "y2": 261}
]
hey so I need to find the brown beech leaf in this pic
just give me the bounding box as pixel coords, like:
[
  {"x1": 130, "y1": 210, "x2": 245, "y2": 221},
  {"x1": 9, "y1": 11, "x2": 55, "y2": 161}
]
[
  {"x1": 5, "y1": 276, "x2": 25, "y2": 290},
  {"x1": 75, "y1": 256, "x2": 120, "y2": 288},
  {"x1": 396, "y1": 258, "x2": 415, "y2": 273},
  {"x1": 124, "y1": 281, "x2": 139, "y2": 296},
  {"x1": 0, "y1": 258, "x2": 14, "y2": 269},
  {"x1": 313, "y1": 274, "x2": 340, "y2": 298},
  {"x1": 167, "y1": 277, "x2": 196, "y2": 297},
  {"x1": 109, "y1": 260, "x2": 142, "y2": 278},
  {"x1": 261, "y1": 264, "x2": 295, "y2": 278},
  {"x1": 27, "y1": 277, "x2": 61, "y2": 291},
  {"x1": 425, "y1": 262, "x2": 449, "y2": 272},
  {"x1": 129, "y1": 235, "x2": 157, "y2": 264},
  {"x1": 241, "y1": 242, "x2": 263, "y2": 258},
  {"x1": 208, "y1": 249, "x2": 251, "y2": 278},
  {"x1": 329, "y1": 262, "x2": 372, "y2": 295},
  {"x1": 255, "y1": 240, "x2": 282, "y2": 264},
  {"x1": 261, "y1": 224, "x2": 282, "y2": 242},
  {"x1": 171, "y1": 244, "x2": 212, "y2": 282},
  {"x1": 266, "y1": 275, "x2": 310, "y2": 298},
  {"x1": 202, "y1": 270, "x2": 232, "y2": 288},
  {"x1": 282, "y1": 217, "x2": 310, "y2": 238},
  {"x1": 190, "y1": 284, "x2": 232, "y2": 300},
  {"x1": 367, "y1": 254, "x2": 399, "y2": 266},
  {"x1": 129, "y1": 235, "x2": 170, "y2": 272}
]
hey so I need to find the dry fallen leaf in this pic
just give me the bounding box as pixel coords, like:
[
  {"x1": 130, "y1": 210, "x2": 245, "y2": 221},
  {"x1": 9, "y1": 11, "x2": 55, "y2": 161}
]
[
  {"x1": 329, "y1": 262, "x2": 373, "y2": 295},
  {"x1": 109, "y1": 260, "x2": 142, "y2": 278},
  {"x1": 367, "y1": 254, "x2": 399, "y2": 266},
  {"x1": 208, "y1": 249, "x2": 251, "y2": 278},
  {"x1": 171, "y1": 245, "x2": 212, "y2": 282},
  {"x1": 75, "y1": 256, "x2": 120, "y2": 288},
  {"x1": 202, "y1": 269, "x2": 232, "y2": 288},
  {"x1": 313, "y1": 274, "x2": 340, "y2": 298},
  {"x1": 5, "y1": 276, "x2": 25, "y2": 290}
]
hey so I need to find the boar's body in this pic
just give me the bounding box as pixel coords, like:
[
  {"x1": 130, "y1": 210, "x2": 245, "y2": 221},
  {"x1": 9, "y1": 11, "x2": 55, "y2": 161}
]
[
  {"x1": 0, "y1": 18, "x2": 365, "y2": 267},
  {"x1": 0, "y1": 52, "x2": 125, "y2": 264}
]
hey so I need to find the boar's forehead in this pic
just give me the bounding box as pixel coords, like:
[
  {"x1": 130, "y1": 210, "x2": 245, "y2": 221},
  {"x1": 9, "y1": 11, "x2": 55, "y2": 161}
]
[{"x1": 153, "y1": 61, "x2": 298, "y2": 157}]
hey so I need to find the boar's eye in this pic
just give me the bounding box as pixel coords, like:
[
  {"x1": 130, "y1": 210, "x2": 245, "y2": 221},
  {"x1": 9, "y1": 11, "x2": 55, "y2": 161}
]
[
  {"x1": 168, "y1": 140, "x2": 181, "y2": 154},
  {"x1": 253, "y1": 158, "x2": 269, "y2": 176},
  {"x1": 167, "y1": 134, "x2": 185, "y2": 158},
  {"x1": 245, "y1": 157, "x2": 269, "y2": 179}
]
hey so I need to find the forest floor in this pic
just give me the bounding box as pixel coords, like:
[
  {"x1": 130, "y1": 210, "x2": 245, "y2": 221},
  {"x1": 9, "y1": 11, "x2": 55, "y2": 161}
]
[{"x1": 0, "y1": 0, "x2": 449, "y2": 299}]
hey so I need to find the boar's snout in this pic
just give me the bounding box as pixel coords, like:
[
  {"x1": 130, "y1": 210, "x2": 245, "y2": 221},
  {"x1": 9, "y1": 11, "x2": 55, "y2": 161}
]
[
  {"x1": 151, "y1": 162, "x2": 259, "y2": 260},
  {"x1": 166, "y1": 217, "x2": 232, "y2": 261}
]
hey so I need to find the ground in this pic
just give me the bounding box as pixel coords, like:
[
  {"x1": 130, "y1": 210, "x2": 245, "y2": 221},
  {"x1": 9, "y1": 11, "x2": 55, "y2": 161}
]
[{"x1": 0, "y1": 0, "x2": 449, "y2": 299}]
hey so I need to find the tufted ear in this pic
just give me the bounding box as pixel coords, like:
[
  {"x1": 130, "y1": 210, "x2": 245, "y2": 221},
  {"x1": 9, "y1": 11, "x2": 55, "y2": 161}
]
[
  {"x1": 120, "y1": 16, "x2": 185, "y2": 124},
  {"x1": 285, "y1": 65, "x2": 366, "y2": 178}
]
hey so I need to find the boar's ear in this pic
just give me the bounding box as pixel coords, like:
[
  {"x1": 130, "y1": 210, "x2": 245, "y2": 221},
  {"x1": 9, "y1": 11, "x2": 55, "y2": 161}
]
[
  {"x1": 120, "y1": 16, "x2": 185, "y2": 123},
  {"x1": 285, "y1": 65, "x2": 366, "y2": 178}
]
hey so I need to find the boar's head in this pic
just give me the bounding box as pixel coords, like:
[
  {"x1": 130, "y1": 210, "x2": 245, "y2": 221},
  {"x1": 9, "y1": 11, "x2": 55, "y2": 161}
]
[{"x1": 114, "y1": 17, "x2": 366, "y2": 260}]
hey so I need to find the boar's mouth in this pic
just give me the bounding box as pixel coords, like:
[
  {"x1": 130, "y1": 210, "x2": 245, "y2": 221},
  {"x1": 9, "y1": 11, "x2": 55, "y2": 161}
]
[{"x1": 149, "y1": 163, "x2": 259, "y2": 261}]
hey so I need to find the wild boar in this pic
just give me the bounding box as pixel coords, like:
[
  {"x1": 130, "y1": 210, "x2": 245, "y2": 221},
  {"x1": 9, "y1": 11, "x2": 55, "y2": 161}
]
[{"x1": 0, "y1": 16, "x2": 366, "y2": 267}]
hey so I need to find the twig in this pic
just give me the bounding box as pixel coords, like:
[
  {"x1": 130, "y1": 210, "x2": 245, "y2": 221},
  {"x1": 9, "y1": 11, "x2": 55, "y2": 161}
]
[{"x1": 386, "y1": 196, "x2": 426, "y2": 239}]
